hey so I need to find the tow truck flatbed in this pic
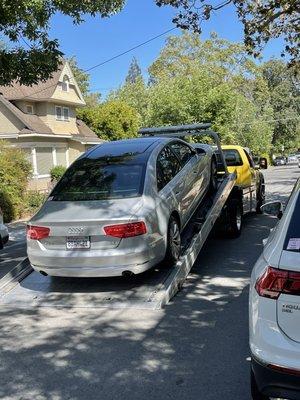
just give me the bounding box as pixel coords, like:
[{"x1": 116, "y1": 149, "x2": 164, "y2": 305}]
[{"x1": 0, "y1": 171, "x2": 236, "y2": 310}]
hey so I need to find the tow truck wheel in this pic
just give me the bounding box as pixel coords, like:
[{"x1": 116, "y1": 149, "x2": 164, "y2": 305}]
[
  {"x1": 256, "y1": 177, "x2": 265, "y2": 214},
  {"x1": 227, "y1": 200, "x2": 242, "y2": 238},
  {"x1": 165, "y1": 216, "x2": 181, "y2": 264},
  {"x1": 251, "y1": 371, "x2": 268, "y2": 400},
  {"x1": 209, "y1": 157, "x2": 218, "y2": 193}
]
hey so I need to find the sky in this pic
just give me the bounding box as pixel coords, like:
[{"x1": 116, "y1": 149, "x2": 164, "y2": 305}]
[{"x1": 48, "y1": 0, "x2": 283, "y2": 97}]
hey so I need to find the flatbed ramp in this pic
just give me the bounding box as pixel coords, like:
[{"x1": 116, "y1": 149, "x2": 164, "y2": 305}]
[{"x1": 0, "y1": 174, "x2": 235, "y2": 310}]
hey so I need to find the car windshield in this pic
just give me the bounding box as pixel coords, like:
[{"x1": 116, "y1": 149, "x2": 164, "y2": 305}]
[
  {"x1": 283, "y1": 192, "x2": 300, "y2": 252},
  {"x1": 50, "y1": 158, "x2": 146, "y2": 201}
]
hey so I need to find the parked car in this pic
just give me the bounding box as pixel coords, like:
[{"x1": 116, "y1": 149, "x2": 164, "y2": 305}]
[
  {"x1": 249, "y1": 177, "x2": 300, "y2": 400},
  {"x1": 288, "y1": 154, "x2": 298, "y2": 164},
  {"x1": 27, "y1": 137, "x2": 218, "y2": 277},
  {"x1": 273, "y1": 156, "x2": 287, "y2": 166},
  {"x1": 0, "y1": 207, "x2": 9, "y2": 249}
]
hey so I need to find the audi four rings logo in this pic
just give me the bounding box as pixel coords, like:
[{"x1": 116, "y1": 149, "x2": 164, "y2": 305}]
[{"x1": 68, "y1": 227, "x2": 84, "y2": 234}]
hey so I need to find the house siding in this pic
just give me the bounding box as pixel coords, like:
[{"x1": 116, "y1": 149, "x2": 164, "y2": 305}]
[{"x1": 38, "y1": 102, "x2": 79, "y2": 134}]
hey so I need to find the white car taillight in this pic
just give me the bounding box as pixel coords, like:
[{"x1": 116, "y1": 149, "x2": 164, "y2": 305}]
[{"x1": 255, "y1": 266, "x2": 300, "y2": 299}]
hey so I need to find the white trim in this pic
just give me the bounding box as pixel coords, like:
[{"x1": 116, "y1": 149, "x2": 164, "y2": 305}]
[
  {"x1": 31, "y1": 147, "x2": 38, "y2": 175},
  {"x1": 18, "y1": 134, "x2": 72, "y2": 138},
  {"x1": 52, "y1": 147, "x2": 57, "y2": 166},
  {"x1": 66, "y1": 146, "x2": 70, "y2": 167},
  {"x1": 0, "y1": 134, "x2": 19, "y2": 139},
  {"x1": 18, "y1": 142, "x2": 68, "y2": 148}
]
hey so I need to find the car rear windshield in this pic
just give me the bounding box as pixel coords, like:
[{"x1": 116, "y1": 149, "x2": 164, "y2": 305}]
[
  {"x1": 50, "y1": 158, "x2": 146, "y2": 201},
  {"x1": 223, "y1": 149, "x2": 243, "y2": 166},
  {"x1": 283, "y1": 192, "x2": 300, "y2": 252}
]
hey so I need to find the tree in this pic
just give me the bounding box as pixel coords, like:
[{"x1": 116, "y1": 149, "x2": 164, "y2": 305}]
[
  {"x1": 261, "y1": 60, "x2": 300, "y2": 153},
  {"x1": 156, "y1": 0, "x2": 299, "y2": 65},
  {"x1": 0, "y1": 0, "x2": 125, "y2": 86},
  {"x1": 125, "y1": 57, "x2": 142, "y2": 84},
  {"x1": 77, "y1": 100, "x2": 139, "y2": 141}
]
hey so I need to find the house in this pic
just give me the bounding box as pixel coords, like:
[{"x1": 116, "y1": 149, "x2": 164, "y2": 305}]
[{"x1": 0, "y1": 60, "x2": 102, "y2": 191}]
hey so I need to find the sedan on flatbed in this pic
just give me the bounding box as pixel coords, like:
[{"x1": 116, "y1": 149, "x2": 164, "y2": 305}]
[{"x1": 27, "y1": 137, "x2": 218, "y2": 278}]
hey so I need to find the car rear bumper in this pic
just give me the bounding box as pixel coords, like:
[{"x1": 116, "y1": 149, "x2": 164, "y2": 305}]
[{"x1": 251, "y1": 356, "x2": 300, "y2": 400}]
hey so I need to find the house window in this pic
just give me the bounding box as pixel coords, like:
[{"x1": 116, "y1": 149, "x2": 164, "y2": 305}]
[
  {"x1": 55, "y1": 106, "x2": 69, "y2": 121},
  {"x1": 62, "y1": 75, "x2": 69, "y2": 92},
  {"x1": 36, "y1": 147, "x2": 54, "y2": 176},
  {"x1": 56, "y1": 106, "x2": 62, "y2": 120},
  {"x1": 56, "y1": 148, "x2": 67, "y2": 167},
  {"x1": 26, "y1": 105, "x2": 33, "y2": 114}
]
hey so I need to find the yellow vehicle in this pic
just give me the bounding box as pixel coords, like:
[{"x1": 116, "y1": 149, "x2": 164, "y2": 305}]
[{"x1": 221, "y1": 145, "x2": 267, "y2": 214}]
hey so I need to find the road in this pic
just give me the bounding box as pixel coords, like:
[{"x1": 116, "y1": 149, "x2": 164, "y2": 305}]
[{"x1": 0, "y1": 165, "x2": 299, "y2": 400}]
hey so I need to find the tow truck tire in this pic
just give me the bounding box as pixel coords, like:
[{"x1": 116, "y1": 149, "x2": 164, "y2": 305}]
[
  {"x1": 209, "y1": 157, "x2": 218, "y2": 193},
  {"x1": 251, "y1": 371, "x2": 268, "y2": 400},
  {"x1": 256, "y1": 177, "x2": 265, "y2": 214},
  {"x1": 165, "y1": 216, "x2": 181, "y2": 264},
  {"x1": 227, "y1": 200, "x2": 242, "y2": 238}
]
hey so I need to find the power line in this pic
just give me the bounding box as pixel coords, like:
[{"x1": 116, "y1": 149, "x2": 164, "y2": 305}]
[{"x1": 18, "y1": 27, "x2": 177, "y2": 100}]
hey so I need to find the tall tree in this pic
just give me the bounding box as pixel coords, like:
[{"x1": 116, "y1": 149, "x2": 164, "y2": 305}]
[
  {"x1": 125, "y1": 57, "x2": 142, "y2": 84},
  {"x1": 156, "y1": 0, "x2": 299, "y2": 65}
]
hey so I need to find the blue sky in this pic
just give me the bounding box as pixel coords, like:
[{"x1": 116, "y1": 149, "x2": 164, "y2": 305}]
[{"x1": 49, "y1": 0, "x2": 283, "y2": 96}]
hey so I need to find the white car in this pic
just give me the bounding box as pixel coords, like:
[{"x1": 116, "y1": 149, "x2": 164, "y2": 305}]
[
  {"x1": 0, "y1": 207, "x2": 9, "y2": 249},
  {"x1": 249, "y1": 178, "x2": 300, "y2": 400}
]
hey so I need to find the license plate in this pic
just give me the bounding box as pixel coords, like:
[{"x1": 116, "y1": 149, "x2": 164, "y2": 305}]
[{"x1": 66, "y1": 236, "x2": 90, "y2": 250}]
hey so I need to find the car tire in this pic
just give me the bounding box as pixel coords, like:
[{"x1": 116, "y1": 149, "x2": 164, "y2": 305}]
[
  {"x1": 209, "y1": 157, "x2": 218, "y2": 193},
  {"x1": 227, "y1": 200, "x2": 242, "y2": 238},
  {"x1": 251, "y1": 370, "x2": 269, "y2": 400},
  {"x1": 165, "y1": 216, "x2": 181, "y2": 264},
  {"x1": 256, "y1": 176, "x2": 265, "y2": 214}
]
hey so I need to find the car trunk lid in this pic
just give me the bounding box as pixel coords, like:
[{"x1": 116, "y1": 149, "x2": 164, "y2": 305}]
[
  {"x1": 29, "y1": 198, "x2": 144, "y2": 250},
  {"x1": 277, "y1": 250, "x2": 300, "y2": 343}
]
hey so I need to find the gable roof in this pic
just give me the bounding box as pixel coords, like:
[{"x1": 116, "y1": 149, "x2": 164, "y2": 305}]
[{"x1": 0, "y1": 65, "x2": 64, "y2": 101}]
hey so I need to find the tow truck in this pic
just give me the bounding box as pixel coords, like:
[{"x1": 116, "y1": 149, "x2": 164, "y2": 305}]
[{"x1": 0, "y1": 124, "x2": 263, "y2": 310}]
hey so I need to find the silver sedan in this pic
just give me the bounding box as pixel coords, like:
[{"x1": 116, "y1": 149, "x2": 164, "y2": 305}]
[{"x1": 27, "y1": 137, "x2": 217, "y2": 277}]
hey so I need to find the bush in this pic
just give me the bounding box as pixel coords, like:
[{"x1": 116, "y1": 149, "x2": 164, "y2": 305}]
[
  {"x1": 50, "y1": 165, "x2": 67, "y2": 181},
  {"x1": 25, "y1": 191, "x2": 47, "y2": 215},
  {"x1": 0, "y1": 142, "x2": 31, "y2": 222}
]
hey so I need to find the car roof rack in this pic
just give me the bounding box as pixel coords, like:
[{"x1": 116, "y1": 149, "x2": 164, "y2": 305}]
[{"x1": 139, "y1": 123, "x2": 228, "y2": 174}]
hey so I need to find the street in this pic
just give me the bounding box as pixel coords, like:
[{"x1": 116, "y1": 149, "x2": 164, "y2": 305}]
[{"x1": 0, "y1": 165, "x2": 299, "y2": 400}]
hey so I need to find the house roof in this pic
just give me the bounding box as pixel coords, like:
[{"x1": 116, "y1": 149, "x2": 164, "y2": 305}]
[{"x1": 0, "y1": 64, "x2": 64, "y2": 101}]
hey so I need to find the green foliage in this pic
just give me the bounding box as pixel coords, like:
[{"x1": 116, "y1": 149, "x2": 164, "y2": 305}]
[
  {"x1": 0, "y1": 0, "x2": 125, "y2": 85},
  {"x1": 24, "y1": 191, "x2": 46, "y2": 215},
  {"x1": 0, "y1": 142, "x2": 31, "y2": 222},
  {"x1": 156, "y1": 1, "x2": 299, "y2": 65},
  {"x1": 110, "y1": 33, "x2": 298, "y2": 156},
  {"x1": 50, "y1": 165, "x2": 67, "y2": 182},
  {"x1": 77, "y1": 100, "x2": 139, "y2": 141},
  {"x1": 125, "y1": 57, "x2": 142, "y2": 84}
]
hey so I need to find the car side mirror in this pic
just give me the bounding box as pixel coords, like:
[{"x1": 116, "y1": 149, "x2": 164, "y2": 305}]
[
  {"x1": 260, "y1": 201, "x2": 283, "y2": 219},
  {"x1": 259, "y1": 157, "x2": 268, "y2": 169}
]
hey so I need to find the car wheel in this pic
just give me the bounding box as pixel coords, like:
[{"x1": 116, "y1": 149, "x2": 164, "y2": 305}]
[
  {"x1": 251, "y1": 371, "x2": 269, "y2": 400},
  {"x1": 165, "y1": 216, "x2": 181, "y2": 264},
  {"x1": 209, "y1": 157, "x2": 218, "y2": 193},
  {"x1": 256, "y1": 177, "x2": 265, "y2": 214},
  {"x1": 227, "y1": 200, "x2": 242, "y2": 238}
]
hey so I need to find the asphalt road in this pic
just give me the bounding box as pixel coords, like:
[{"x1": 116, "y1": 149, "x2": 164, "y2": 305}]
[{"x1": 0, "y1": 165, "x2": 299, "y2": 400}]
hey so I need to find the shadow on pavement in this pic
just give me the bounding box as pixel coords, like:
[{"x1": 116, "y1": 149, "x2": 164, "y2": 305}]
[{"x1": 0, "y1": 214, "x2": 275, "y2": 400}]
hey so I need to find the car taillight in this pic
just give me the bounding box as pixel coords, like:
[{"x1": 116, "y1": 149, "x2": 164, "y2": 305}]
[
  {"x1": 255, "y1": 266, "x2": 300, "y2": 299},
  {"x1": 104, "y1": 222, "x2": 147, "y2": 238},
  {"x1": 27, "y1": 225, "x2": 50, "y2": 240}
]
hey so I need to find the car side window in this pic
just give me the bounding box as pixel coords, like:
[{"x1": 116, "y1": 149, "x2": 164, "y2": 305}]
[
  {"x1": 169, "y1": 141, "x2": 194, "y2": 166},
  {"x1": 156, "y1": 146, "x2": 182, "y2": 191}
]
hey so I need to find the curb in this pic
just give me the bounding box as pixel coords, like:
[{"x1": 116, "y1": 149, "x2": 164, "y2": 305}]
[{"x1": 0, "y1": 258, "x2": 32, "y2": 296}]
